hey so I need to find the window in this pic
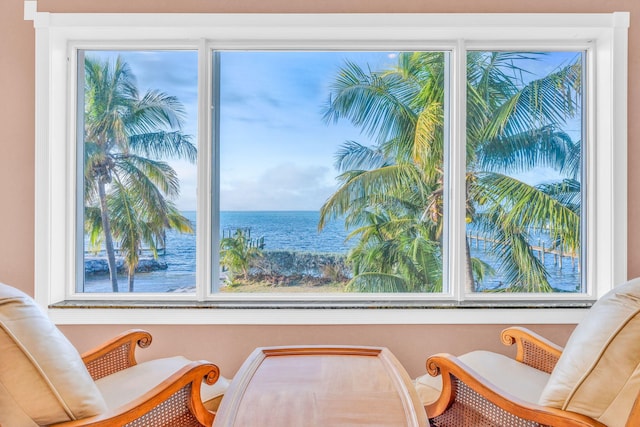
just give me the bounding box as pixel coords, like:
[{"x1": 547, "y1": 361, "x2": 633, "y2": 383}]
[
  {"x1": 464, "y1": 51, "x2": 584, "y2": 294},
  {"x1": 32, "y1": 12, "x2": 628, "y2": 324},
  {"x1": 79, "y1": 49, "x2": 198, "y2": 294},
  {"x1": 217, "y1": 50, "x2": 448, "y2": 295}
]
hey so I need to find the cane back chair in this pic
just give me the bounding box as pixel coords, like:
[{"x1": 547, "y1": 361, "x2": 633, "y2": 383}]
[
  {"x1": 0, "y1": 282, "x2": 229, "y2": 426},
  {"x1": 415, "y1": 278, "x2": 640, "y2": 427}
]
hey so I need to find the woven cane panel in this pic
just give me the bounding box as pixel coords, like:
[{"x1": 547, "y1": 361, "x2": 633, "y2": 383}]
[
  {"x1": 85, "y1": 342, "x2": 132, "y2": 380},
  {"x1": 521, "y1": 340, "x2": 559, "y2": 374},
  {"x1": 124, "y1": 385, "x2": 203, "y2": 427},
  {"x1": 430, "y1": 378, "x2": 543, "y2": 427}
]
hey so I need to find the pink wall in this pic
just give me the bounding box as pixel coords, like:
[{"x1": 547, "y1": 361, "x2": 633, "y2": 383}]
[{"x1": 0, "y1": 0, "x2": 636, "y2": 378}]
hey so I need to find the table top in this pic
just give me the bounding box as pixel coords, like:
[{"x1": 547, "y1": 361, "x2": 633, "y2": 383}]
[{"x1": 213, "y1": 346, "x2": 430, "y2": 427}]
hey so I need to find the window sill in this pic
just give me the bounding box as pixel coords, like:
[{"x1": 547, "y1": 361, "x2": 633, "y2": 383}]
[{"x1": 48, "y1": 300, "x2": 593, "y2": 325}]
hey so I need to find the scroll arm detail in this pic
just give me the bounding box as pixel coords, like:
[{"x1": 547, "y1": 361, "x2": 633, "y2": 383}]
[
  {"x1": 137, "y1": 334, "x2": 152, "y2": 349},
  {"x1": 204, "y1": 368, "x2": 220, "y2": 386},
  {"x1": 501, "y1": 330, "x2": 518, "y2": 347},
  {"x1": 426, "y1": 358, "x2": 442, "y2": 377}
]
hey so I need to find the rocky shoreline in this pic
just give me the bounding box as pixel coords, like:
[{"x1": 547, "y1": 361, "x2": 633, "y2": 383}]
[
  {"x1": 85, "y1": 250, "x2": 349, "y2": 279},
  {"x1": 250, "y1": 250, "x2": 350, "y2": 278},
  {"x1": 85, "y1": 256, "x2": 168, "y2": 276}
]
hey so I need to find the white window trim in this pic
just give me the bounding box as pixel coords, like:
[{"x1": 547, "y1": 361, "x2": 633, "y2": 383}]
[{"x1": 28, "y1": 6, "x2": 629, "y2": 324}]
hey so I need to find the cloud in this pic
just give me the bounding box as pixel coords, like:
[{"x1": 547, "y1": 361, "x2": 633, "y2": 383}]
[
  {"x1": 220, "y1": 163, "x2": 337, "y2": 211},
  {"x1": 166, "y1": 159, "x2": 198, "y2": 211}
]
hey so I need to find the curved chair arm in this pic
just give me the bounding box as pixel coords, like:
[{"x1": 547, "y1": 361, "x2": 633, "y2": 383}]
[
  {"x1": 626, "y1": 392, "x2": 640, "y2": 427},
  {"x1": 425, "y1": 353, "x2": 605, "y2": 427},
  {"x1": 81, "y1": 329, "x2": 153, "y2": 380},
  {"x1": 501, "y1": 326, "x2": 564, "y2": 374},
  {"x1": 51, "y1": 361, "x2": 220, "y2": 427}
]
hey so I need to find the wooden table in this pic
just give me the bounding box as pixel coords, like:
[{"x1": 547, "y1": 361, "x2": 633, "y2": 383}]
[{"x1": 213, "y1": 346, "x2": 430, "y2": 427}]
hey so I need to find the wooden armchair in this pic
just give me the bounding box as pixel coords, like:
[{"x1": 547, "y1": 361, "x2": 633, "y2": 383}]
[
  {"x1": 415, "y1": 278, "x2": 640, "y2": 427},
  {"x1": 0, "y1": 283, "x2": 229, "y2": 427}
]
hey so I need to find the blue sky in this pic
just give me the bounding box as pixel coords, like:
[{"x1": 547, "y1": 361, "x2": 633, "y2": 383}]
[
  {"x1": 86, "y1": 49, "x2": 581, "y2": 211},
  {"x1": 88, "y1": 50, "x2": 398, "y2": 211},
  {"x1": 218, "y1": 51, "x2": 398, "y2": 211}
]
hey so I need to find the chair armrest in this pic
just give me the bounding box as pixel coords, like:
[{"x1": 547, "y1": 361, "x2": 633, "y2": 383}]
[
  {"x1": 81, "y1": 329, "x2": 153, "y2": 380},
  {"x1": 51, "y1": 361, "x2": 220, "y2": 427},
  {"x1": 425, "y1": 353, "x2": 605, "y2": 427},
  {"x1": 501, "y1": 326, "x2": 564, "y2": 373},
  {"x1": 626, "y1": 392, "x2": 640, "y2": 427}
]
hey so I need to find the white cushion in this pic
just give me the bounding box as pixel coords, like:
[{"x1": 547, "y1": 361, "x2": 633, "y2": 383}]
[
  {"x1": 0, "y1": 381, "x2": 39, "y2": 427},
  {"x1": 539, "y1": 278, "x2": 640, "y2": 427},
  {"x1": 95, "y1": 356, "x2": 230, "y2": 412},
  {"x1": 0, "y1": 283, "x2": 107, "y2": 425},
  {"x1": 414, "y1": 350, "x2": 550, "y2": 406},
  {"x1": 413, "y1": 369, "x2": 442, "y2": 406}
]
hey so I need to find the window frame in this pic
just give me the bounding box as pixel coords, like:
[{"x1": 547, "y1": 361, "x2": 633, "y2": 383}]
[{"x1": 30, "y1": 10, "x2": 629, "y2": 324}]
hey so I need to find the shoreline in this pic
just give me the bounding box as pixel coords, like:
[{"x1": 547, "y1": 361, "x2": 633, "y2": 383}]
[
  {"x1": 83, "y1": 245, "x2": 580, "y2": 293},
  {"x1": 85, "y1": 256, "x2": 168, "y2": 276}
]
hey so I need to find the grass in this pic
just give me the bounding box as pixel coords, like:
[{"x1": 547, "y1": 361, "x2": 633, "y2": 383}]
[{"x1": 220, "y1": 275, "x2": 349, "y2": 293}]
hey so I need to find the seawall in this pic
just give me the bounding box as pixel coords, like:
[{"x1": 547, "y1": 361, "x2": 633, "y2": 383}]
[
  {"x1": 85, "y1": 256, "x2": 168, "y2": 275},
  {"x1": 250, "y1": 250, "x2": 350, "y2": 278}
]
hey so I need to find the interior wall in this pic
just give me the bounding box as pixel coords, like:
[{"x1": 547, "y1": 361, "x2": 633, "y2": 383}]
[
  {"x1": 1, "y1": 0, "x2": 637, "y2": 378},
  {"x1": 60, "y1": 323, "x2": 574, "y2": 378}
]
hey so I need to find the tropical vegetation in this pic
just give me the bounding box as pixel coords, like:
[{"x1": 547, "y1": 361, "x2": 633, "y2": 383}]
[
  {"x1": 319, "y1": 51, "x2": 582, "y2": 293},
  {"x1": 220, "y1": 228, "x2": 264, "y2": 283},
  {"x1": 83, "y1": 56, "x2": 197, "y2": 292}
]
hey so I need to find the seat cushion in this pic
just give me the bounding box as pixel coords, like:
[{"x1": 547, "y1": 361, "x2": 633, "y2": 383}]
[
  {"x1": 414, "y1": 350, "x2": 550, "y2": 406},
  {"x1": 0, "y1": 283, "x2": 107, "y2": 425},
  {"x1": 539, "y1": 278, "x2": 640, "y2": 427},
  {"x1": 95, "y1": 356, "x2": 230, "y2": 412}
]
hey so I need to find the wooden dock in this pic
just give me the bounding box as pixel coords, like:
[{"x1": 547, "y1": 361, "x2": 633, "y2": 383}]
[{"x1": 467, "y1": 233, "x2": 579, "y2": 271}]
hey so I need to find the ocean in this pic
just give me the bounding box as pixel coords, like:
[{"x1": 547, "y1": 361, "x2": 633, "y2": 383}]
[
  {"x1": 83, "y1": 211, "x2": 581, "y2": 293},
  {"x1": 83, "y1": 211, "x2": 354, "y2": 292}
]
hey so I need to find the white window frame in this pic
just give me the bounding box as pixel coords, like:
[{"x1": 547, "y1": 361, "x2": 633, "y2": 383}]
[{"x1": 28, "y1": 6, "x2": 629, "y2": 325}]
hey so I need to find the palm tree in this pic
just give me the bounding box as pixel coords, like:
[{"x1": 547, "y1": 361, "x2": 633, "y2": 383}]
[
  {"x1": 83, "y1": 56, "x2": 197, "y2": 292},
  {"x1": 320, "y1": 51, "x2": 581, "y2": 293},
  {"x1": 465, "y1": 52, "x2": 581, "y2": 292},
  {"x1": 220, "y1": 229, "x2": 263, "y2": 282},
  {"x1": 319, "y1": 53, "x2": 447, "y2": 292}
]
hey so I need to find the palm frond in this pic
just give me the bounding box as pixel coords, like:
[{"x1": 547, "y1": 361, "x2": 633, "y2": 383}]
[
  {"x1": 473, "y1": 172, "x2": 580, "y2": 251},
  {"x1": 347, "y1": 273, "x2": 408, "y2": 293},
  {"x1": 107, "y1": 179, "x2": 142, "y2": 269},
  {"x1": 318, "y1": 163, "x2": 425, "y2": 230},
  {"x1": 84, "y1": 206, "x2": 104, "y2": 251},
  {"x1": 470, "y1": 256, "x2": 496, "y2": 285},
  {"x1": 126, "y1": 89, "x2": 186, "y2": 133},
  {"x1": 413, "y1": 100, "x2": 444, "y2": 180},
  {"x1": 492, "y1": 226, "x2": 552, "y2": 292},
  {"x1": 333, "y1": 140, "x2": 389, "y2": 172},
  {"x1": 481, "y1": 58, "x2": 581, "y2": 141},
  {"x1": 476, "y1": 126, "x2": 574, "y2": 174},
  {"x1": 114, "y1": 154, "x2": 181, "y2": 199},
  {"x1": 128, "y1": 131, "x2": 197, "y2": 163},
  {"x1": 322, "y1": 60, "x2": 419, "y2": 146},
  {"x1": 536, "y1": 179, "x2": 581, "y2": 214}
]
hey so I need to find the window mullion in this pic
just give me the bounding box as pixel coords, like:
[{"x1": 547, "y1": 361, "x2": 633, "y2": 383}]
[
  {"x1": 74, "y1": 49, "x2": 86, "y2": 294},
  {"x1": 447, "y1": 40, "x2": 468, "y2": 302},
  {"x1": 197, "y1": 39, "x2": 214, "y2": 300}
]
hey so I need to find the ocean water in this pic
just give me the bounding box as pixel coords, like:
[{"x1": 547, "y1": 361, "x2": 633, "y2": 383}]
[
  {"x1": 83, "y1": 211, "x2": 581, "y2": 293},
  {"x1": 83, "y1": 211, "x2": 353, "y2": 292},
  {"x1": 219, "y1": 211, "x2": 355, "y2": 253}
]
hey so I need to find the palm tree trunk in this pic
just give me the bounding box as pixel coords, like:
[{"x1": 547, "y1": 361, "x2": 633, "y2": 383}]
[
  {"x1": 128, "y1": 267, "x2": 135, "y2": 292},
  {"x1": 98, "y1": 180, "x2": 119, "y2": 292},
  {"x1": 465, "y1": 237, "x2": 476, "y2": 293}
]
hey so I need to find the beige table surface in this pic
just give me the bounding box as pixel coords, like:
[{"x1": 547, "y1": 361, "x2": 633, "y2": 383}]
[{"x1": 213, "y1": 346, "x2": 430, "y2": 427}]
